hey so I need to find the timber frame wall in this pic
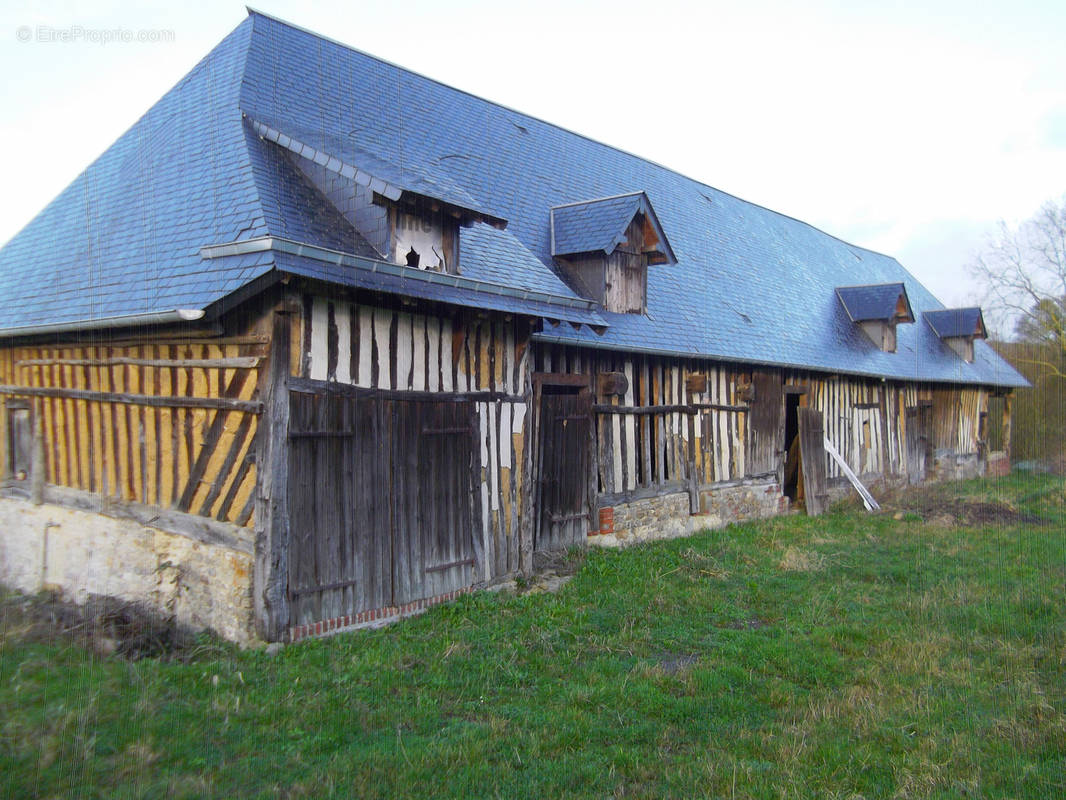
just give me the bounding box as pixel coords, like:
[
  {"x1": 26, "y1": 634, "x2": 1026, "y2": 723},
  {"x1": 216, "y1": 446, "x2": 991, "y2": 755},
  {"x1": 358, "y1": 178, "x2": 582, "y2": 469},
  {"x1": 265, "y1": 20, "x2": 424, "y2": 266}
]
[
  {"x1": 533, "y1": 341, "x2": 1003, "y2": 506},
  {"x1": 293, "y1": 292, "x2": 534, "y2": 579},
  {"x1": 0, "y1": 285, "x2": 1010, "y2": 643},
  {"x1": 0, "y1": 314, "x2": 268, "y2": 529}
]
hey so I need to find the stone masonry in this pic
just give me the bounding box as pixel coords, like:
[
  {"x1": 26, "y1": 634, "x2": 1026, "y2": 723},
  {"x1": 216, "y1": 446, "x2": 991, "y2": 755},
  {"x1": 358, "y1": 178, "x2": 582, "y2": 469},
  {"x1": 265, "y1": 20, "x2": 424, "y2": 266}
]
[
  {"x1": 589, "y1": 480, "x2": 783, "y2": 547},
  {"x1": 0, "y1": 497, "x2": 256, "y2": 645}
]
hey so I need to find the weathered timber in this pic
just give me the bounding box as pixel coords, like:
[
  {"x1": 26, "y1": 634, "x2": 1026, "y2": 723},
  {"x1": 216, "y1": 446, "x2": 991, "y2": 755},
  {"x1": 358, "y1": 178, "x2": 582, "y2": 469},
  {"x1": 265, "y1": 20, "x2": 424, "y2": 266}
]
[
  {"x1": 0, "y1": 384, "x2": 263, "y2": 414},
  {"x1": 15, "y1": 357, "x2": 261, "y2": 369},
  {"x1": 287, "y1": 376, "x2": 522, "y2": 404},
  {"x1": 592, "y1": 402, "x2": 748, "y2": 415},
  {"x1": 254, "y1": 306, "x2": 293, "y2": 641},
  {"x1": 823, "y1": 436, "x2": 880, "y2": 511},
  {"x1": 797, "y1": 407, "x2": 829, "y2": 516},
  {"x1": 177, "y1": 368, "x2": 253, "y2": 512}
]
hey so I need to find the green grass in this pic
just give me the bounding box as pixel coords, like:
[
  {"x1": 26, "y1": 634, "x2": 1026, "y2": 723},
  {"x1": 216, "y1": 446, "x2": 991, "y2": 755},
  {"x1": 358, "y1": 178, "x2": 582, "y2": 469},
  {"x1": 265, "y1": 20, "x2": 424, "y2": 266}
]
[{"x1": 2, "y1": 472, "x2": 1064, "y2": 798}]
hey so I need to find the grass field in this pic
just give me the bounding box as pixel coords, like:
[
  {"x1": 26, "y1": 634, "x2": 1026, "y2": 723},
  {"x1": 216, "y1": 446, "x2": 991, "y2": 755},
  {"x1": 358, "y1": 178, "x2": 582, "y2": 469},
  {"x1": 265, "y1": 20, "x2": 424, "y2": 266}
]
[{"x1": 2, "y1": 473, "x2": 1064, "y2": 798}]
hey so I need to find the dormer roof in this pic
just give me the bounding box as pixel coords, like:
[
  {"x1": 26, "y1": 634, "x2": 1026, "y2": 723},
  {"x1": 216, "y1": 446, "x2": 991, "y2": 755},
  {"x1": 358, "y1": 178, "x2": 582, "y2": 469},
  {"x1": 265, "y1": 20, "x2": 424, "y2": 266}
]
[
  {"x1": 836, "y1": 283, "x2": 914, "y2": 324},
  {"x1": 249, "y1": 117, "x2": 508, "y2": 229},
  {"x1": 924, "y1": 308, "x2": 988, "y2": 340},
  {"x1": 550, "y1": 192, "x2": 676, "y2": 264}
]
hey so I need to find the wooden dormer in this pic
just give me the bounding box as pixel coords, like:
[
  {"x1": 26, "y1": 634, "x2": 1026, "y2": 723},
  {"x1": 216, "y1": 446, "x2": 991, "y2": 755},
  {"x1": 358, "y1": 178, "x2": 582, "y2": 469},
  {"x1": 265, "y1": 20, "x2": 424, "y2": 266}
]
[
  {"x1": 550, "y1": 192, "x2": 675, "y2": 314},
  {"x1": 925, "y1": 308, "x2": 988, "y2": 363},
  {"x1": 836, "y1": 283, "x2": 915, "y2": 353}
]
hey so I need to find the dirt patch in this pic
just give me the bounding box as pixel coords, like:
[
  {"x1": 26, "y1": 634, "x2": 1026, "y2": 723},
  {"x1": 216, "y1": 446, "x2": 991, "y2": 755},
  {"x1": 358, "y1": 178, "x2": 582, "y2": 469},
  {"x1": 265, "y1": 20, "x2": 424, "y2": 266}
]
[
  {"x1": 0, "y1": 591, "x2": 217, "y2": 661},
  {"x1": 877, "y1": 486, "x2": 1045, "y2": 526}
]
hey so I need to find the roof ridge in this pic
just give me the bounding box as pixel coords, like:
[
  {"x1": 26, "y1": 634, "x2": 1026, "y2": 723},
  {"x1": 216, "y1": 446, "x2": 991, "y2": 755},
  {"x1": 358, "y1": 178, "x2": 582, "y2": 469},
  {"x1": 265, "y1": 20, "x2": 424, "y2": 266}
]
[
  {"x1": 550, "y1": 192, "x2": 645, "y2": 210},
  {"x1": 242, "y1": 9, "x2": 907, "y2": 267}
]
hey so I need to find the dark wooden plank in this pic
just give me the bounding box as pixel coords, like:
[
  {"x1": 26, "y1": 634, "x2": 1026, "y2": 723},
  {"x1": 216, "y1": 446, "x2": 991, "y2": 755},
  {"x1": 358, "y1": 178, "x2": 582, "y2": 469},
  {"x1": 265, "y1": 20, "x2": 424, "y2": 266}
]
[
  {"x1": 286, "y1": 376, "x2": 522, "y2": 403},
  {"x1": 388, "y1": 311, "x2": 399, "y2": 391},
  {"x1": 254, "y1": 306, "x2": 293, "y2": 641},
  {"x1": 798, "y1": 407, "x2": 828, "y2": 516},
  {"x1": 747, "y1": 370, "x2": 784, "y2": 476}
]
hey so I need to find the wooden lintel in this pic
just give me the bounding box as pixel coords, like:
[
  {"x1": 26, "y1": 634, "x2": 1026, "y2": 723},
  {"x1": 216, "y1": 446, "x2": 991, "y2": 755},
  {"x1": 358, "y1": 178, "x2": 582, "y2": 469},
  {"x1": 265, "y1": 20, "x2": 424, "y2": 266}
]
[{"x1": 287, "y1": 376, "x2": 523, "y2": 404}]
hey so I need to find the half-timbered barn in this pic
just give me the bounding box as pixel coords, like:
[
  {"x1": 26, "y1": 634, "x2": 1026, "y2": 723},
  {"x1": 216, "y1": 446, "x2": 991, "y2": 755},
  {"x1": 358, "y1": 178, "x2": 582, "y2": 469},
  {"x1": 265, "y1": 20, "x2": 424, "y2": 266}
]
[{"x1": 0, "y1": 11, "x2": 1027, "y2": 643}]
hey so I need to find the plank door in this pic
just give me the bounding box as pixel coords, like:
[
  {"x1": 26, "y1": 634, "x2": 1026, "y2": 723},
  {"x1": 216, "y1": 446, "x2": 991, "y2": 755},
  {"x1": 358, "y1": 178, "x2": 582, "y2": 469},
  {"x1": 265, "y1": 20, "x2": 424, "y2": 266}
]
[
  {"x1": 389, "y1": 398, "x2": 479, "y2": 604},
  {"x1": 797, "y1": 407, "x2": 829, "y2": 516},
  {"x1": 905, "y1": 406, "x2": 930, "y2": 484},
  {"x1": 536, "y1": 390, "x2": 592, "y2": 551},
  {"x1": 287, "y1": 392, "x2": 392, "y2": 627},
  {"x1": 747, "y1": 371, "x2": 785, "y2": 476}
]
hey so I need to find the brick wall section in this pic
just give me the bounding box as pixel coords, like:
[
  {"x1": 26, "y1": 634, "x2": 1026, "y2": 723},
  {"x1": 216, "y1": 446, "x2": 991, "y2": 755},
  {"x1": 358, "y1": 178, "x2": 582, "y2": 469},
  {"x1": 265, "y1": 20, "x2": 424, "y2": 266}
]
[
  {"x1": 986, "y1": 451, "x2": 1010, "y2": 478},
  {"x1": 0, "y1": 497, "x2": 255, "y2": 645},
  {"x1": 590, "y1": 480, "x2": 783, "y2": 547},
  {"x1": 289, "y1": 587, "x2": 472, "y2": 642}
]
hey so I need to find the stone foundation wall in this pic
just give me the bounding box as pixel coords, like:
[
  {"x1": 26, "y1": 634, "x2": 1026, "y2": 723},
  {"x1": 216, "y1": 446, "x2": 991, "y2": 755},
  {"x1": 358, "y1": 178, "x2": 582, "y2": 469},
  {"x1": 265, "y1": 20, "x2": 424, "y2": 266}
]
[
  {"x1": 590, "y1": 479, "x2": 783, "y2": 547},
  {"x1": 0, "y1": 497, "x2": 255, "y2": 645},
  {"x1": 930, "y1": 450, "x2": 984, "y2": 482}
]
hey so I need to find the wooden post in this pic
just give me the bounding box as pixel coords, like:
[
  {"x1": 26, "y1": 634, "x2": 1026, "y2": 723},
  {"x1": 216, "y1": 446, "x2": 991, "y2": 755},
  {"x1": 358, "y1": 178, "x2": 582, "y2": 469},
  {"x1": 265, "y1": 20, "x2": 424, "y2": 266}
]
[
  {"x1": 519, "y1": 375, "x2": 538, "y2": 577},
  {"x1": 1002, "y1": 391, "x2": 1013, "y2": 465},
  {"x1": 31, "y1": 402, "x2": 44, "y2": 506},
  {"x1": 254, "y1": 302, "x2": 295, "y2": 641}
]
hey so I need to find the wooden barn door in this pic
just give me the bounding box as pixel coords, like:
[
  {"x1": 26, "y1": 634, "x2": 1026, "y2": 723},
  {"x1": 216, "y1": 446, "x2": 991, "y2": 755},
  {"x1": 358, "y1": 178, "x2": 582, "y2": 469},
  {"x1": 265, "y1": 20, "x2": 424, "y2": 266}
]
[
  {"x1": 536, "y1": 387, "x2": 592, "y2": 552},
  {"x1": 389, "y1": 399, "x2": 478, "y2": 604},
  {"x1": 286, "y1": 390, "x2": 479, "y2": 629}
]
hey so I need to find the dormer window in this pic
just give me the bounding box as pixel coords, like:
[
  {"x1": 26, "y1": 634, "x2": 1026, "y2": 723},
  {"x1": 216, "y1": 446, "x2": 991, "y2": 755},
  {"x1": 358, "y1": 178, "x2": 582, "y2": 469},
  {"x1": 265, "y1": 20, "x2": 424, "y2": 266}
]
[
  {"x1": 388, "y1": 196, "x2": 460, "y2": 273},
  {"x1": 836, "y1": 283, "x2": 915, "y2": 352},
  {"x1": 925, "y1": 308, "x2": 987, "y2": 363},
  {"x1": 550, "y1": 192, "x2": 675, "y2": 314}
]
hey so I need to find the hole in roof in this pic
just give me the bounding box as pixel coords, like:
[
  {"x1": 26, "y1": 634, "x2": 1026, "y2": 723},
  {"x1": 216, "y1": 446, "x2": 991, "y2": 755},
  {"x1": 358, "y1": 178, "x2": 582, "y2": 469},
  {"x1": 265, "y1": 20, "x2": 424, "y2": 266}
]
[{"x1": 511, "y1": 121, "x2": 529, "y2": 134}]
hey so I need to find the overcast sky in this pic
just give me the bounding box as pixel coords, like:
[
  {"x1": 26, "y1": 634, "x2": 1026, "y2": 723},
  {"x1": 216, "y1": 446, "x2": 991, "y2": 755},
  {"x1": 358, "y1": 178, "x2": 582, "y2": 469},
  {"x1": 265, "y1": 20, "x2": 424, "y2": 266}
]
[{"x1": 2, "y1": 0, "x2": 1064, "y2": 318}]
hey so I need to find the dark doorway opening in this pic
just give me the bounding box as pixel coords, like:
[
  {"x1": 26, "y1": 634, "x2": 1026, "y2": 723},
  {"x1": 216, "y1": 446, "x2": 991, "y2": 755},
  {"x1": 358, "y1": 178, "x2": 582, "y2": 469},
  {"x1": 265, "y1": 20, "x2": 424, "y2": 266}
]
[{"x1": 783, "y1": 393, "x2": 802, "y2": 501}]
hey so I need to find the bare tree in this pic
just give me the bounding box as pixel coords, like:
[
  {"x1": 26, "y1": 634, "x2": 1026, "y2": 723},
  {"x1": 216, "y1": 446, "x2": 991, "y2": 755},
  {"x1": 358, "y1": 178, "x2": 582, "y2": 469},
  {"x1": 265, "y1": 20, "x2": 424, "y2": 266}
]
[{"x1": 970, "y1": 195, "x2": 1066, "y2": 378}]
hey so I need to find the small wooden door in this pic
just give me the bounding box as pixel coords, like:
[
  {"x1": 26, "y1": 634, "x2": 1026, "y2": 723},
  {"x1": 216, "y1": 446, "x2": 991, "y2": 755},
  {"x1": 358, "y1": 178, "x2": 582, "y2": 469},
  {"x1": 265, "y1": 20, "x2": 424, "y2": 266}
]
[
  {"x1": 536, "y1": 389, "x2": 592, "y2": 552},
  {"x1": 747, "y1": 371, "x2": 785, "y2": 476},
  {"x1": 797, "y1": 407, "x2": 829, "y2": 516},
  {"x1": 905, "y1": 406, "x2": 930, "y2": 484}
]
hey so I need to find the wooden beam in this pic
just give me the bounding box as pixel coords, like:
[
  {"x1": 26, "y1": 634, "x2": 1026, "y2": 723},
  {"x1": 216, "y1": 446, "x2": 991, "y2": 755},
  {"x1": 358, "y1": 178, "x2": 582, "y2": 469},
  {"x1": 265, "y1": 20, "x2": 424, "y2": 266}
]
[
  {"x1": 254, "y1": 305, "x2": 293, "y2": 642},
  {"x1": 0, "y1": 384, "x2": 262, "y2": 414},
  {"x1": 593, "y1": 402, "x2": 748, "y2": 415},
  {"x1": 16, "y1": 357, "x2": 261, "y2": 369},
  {"x1": 287, "y1": 376, "x2": 523, "y2": 404}
]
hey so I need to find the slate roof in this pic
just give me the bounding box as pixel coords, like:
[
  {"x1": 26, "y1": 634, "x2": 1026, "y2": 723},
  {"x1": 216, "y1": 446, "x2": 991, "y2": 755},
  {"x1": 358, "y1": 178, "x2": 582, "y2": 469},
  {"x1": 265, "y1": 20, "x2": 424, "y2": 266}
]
[
  {"x1": 925, "y1": 308, "x2": 987, "y2": 340},
  {"x1": 836, "y1": 283, "x2": 914, "y2": 323},
  {"x1": 551, "y1": 194, "x2": 643, "y2": 256},
  {"x1": 0, "y1": 10, "x2": 1027, "y2": 388}
]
